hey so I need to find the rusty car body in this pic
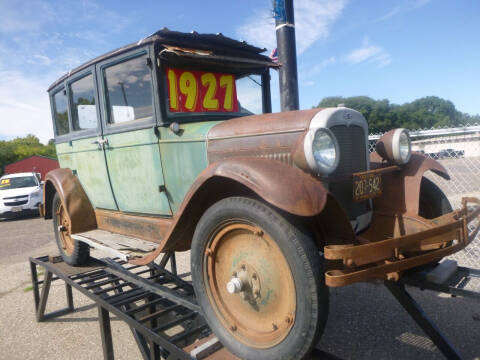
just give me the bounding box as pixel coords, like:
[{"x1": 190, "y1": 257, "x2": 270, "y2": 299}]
[{"x1": 43, "y1": 29, "x2": 480, "y2": 359}]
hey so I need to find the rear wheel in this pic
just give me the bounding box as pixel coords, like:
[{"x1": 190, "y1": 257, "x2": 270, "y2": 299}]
[
  {"x1": 419, "y1": 177, "x2": 452, "y2": 218},
  {"x1": 414, "y1": 177, "x2": 453, "y2": 270},
  {"x1": 52, "y1": 193, "x2": 89, "y2": 266},
  {"x1": 191, "y1": 197, "x2": 328, "y2": 360}
]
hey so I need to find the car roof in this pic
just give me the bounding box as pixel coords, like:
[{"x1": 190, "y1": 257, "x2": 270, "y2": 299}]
[
  {"x1": 48, "y1": 28, "x2": 276, "y2": 92},
  {"x1": 1, "y1": 172, "x2": 37, "y2": 179}
]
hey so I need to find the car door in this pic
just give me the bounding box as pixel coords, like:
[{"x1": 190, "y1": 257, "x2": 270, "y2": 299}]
[
  {"x1": 55, "y1": 69, "x2": 117, "y2": 210},
  {"x1": 97, "y1": 47, "x2": 172, "y2": 216}
]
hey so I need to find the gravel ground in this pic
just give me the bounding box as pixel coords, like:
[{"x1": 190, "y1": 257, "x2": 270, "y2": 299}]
[{"x1": 0, "y1": 215, "x2": 479, "y2": 359}]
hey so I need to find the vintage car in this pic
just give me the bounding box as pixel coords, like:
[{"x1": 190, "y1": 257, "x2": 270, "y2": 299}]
[
  {"x1": 42, "y1": 29, "x2": 479, "y2": 360},
  {"x1": 0, "y1": 172, "x2": 43, "y2": 217}
]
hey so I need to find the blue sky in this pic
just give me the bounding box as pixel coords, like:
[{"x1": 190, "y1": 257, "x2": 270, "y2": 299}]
[{"x1": 0, "y1": 0, "x2": 478, "y2": 143}]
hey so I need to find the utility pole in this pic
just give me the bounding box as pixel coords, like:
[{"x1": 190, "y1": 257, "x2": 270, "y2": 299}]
[{"x1": 274, "y1": 0, "x2": 299, "y2": 111}]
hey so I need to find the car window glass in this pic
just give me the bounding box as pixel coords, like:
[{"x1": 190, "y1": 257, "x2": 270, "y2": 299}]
[
  {"x1": 70, "y1": 74, "x2": 97, "y2": 130},
  {"x1": 104, "y1": 56, "x2": 153, "y2": 124},
  {"x1": 0, "y1": 176, "x2": 37, "y2": 189},
  {"x1": 236, "y1": 75, "x2": 263, "y2": 115},
  {"x1": 53, "y1": 90, "x2": 69, "y2": 135}
]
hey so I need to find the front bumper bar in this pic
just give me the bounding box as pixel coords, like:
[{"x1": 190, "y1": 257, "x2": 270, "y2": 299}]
[{"x1": 324, "y1": 197, "x2": 480, "y2": 287}]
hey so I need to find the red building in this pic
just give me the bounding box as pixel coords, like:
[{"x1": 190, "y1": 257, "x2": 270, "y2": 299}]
[{"x1": 4, "y1": 155, "x2": 59, "y2": 180}]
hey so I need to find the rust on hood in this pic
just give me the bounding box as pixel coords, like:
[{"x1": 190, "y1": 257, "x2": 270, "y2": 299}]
[{"x1": 207, "y1": 108, "x2": 322, "y2": 164}]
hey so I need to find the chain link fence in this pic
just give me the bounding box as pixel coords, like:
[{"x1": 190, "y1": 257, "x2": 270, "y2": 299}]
[{"x1": 369, "y1": 125, "x2": 480, "y2": 269}]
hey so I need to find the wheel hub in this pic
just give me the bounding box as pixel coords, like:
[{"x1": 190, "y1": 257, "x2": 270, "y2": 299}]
[
  {"x1": 56, "y1": 201, "x2": 74, "y2": 255},
  {"x1": 226, "y1": 262, "x2": 261, "y2": 302},
  {"x1": 204, "y1": 222, "x2": 296, "y2": 348}
]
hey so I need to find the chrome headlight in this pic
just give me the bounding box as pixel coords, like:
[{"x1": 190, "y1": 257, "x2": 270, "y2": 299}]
[
  {"x1": 304, "y1": 128, "x2": 340, "y2": 175},
  {"x1": 376, "y1": 128, "x2": 412, "y2": 165}
]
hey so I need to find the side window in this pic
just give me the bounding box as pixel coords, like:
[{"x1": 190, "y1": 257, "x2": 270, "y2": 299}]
[
  {"x1": 104, "y1": 56, "x2": 153, "y2": 124},
  {"x1": 53, "y1": 89, "x2": 69, "y2": 135},
  {"x1": 70, "y1": 74, "x2": 97, "y2": 130}
]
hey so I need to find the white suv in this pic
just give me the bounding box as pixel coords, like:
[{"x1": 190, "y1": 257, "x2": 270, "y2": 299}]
[{"x1": 0, "y1": 172, "x2": 43, "y2": 218}]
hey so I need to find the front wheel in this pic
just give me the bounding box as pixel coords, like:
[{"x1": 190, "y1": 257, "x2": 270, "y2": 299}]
[
  {"x1": 191, "y1": 197, "x2": 328, "y2": 360},
  {"x1": 52, "y1": 193, "x2": 90, "y2": 266}
]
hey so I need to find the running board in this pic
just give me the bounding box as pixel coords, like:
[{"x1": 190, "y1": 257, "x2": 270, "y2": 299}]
[{"x1": 71, "y1": 229, "x2": 157, "y2": 262}]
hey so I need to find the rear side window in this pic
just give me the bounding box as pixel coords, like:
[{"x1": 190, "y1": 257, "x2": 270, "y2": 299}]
[
  {"x1": 70, "y1": 74, "x2": 97, "y2": 130},
  {"x1": 53, "y1": 90, "x2": 69, "y2": 135},
  {"x1": 104, "y1": 56, "x2": 153, "y2": 124}
]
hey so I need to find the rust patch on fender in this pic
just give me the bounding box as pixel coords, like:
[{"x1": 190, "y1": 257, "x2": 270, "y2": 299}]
[
  {"x1": 43, "y1": 168, "x2": 97, "y2": 234},
  {"x1": 370, "y1": 152, "x2": 450, "y2": 216}
]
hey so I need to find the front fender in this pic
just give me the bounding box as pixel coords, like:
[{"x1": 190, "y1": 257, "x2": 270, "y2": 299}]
[
  {"x1": 371, "y1": 152, "x2": 450, "y2": 215},
  {"x1": 208, "y1": 157, "x2": 328, "y2": 217},
  {"x1": 43, "y1": 168, "x2": 97, "y2": 234},
  {"x1": 130, "y1": 157, "x2": 329, "y2": 264}
]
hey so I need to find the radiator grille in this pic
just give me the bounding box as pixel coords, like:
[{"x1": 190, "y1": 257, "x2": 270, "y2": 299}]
[
  {"x1": 328, "y1": 125, "x2": 369, "y2": 219},
  {"x1": 4, "y1": 200, "x2": 28, "y2": 206}
]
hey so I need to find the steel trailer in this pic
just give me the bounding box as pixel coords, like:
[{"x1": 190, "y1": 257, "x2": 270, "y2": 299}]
[{"x1": 29, "y1": 254, "x2": 480, "y2": 359}]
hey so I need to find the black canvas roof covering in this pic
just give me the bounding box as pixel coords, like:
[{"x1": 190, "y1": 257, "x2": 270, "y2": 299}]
[{"x1": 48, "y1": 28, "x2": 274, "y2": 91}]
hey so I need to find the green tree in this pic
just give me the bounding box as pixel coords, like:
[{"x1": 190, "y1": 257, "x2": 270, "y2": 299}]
[
  {"x1": 0, "y1": 135, "x2": 57, "y2": 177},
  {"x1": 316, "y1": 95, "x2": 473, "y2": 133}
]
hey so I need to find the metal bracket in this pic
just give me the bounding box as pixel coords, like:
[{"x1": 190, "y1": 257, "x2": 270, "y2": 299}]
[{"x1": 384, "y1": 280, "x2": 463, "y2": 360}]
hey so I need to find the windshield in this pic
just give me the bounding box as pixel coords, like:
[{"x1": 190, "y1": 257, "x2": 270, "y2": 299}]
[
  {"x1": 165, "y1": 68, "x2": 263, "y2": 117},
  {"x1": 0, "y1": 176, "x2": 38, "y2": 190}
]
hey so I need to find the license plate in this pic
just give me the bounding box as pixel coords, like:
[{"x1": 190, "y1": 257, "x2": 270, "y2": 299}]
[
  {"x1": 11, "y1": 206, "x2": 22, "y2": 212},
  {"x1": 353, "y1": 172, "x2": 382, "y2": 201}
]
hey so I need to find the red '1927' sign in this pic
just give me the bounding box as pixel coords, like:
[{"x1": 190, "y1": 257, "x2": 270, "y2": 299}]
[{"x1": 166, "y1": 68, "x2": 239, "y2": 113}]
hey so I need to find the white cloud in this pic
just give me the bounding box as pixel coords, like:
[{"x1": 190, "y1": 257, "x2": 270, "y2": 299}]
[
  {"x1": 0, "y1": 71, "x2": 54, "y2": 143},
  {"x1": 236, "y1": 0, "x2": 348, "y2": 54},
  {"x1": 310, "y1": 56, "x2": 336, "y2": 73},
  {"x1": 0, "y1": 0, "x2": 132, "y2": 144},
  {"x1": 344, "y1": 37, "x2": 391, "y2": 68},
  {"x1": 0, "y1": 0, "x2": 54, "y2": 33},
  {"x1": 375, "y1": 0, "x2": 430, "y2": 22}
]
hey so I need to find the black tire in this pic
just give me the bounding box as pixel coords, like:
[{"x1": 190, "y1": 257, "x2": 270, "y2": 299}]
[
  {"x1": 52, "y1": 193, "x2": 90, "y2": 266},
  {"x1": 412, "y1": 177, "x2": 453, "y2": 271},
  {"x1": 191, "y1": 197, "x2": 328, "y2": 360},
  {"x1": 419, "y1": 177, "x2": 452, "y2": 219}
]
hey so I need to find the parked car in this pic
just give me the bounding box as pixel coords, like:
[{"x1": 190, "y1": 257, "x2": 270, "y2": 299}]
[
  {"x1": 41, "y1": 29, "x2": 479, "y2": 360},
  {"x1": 437, "y1": 148, "x2": 465, "y2": 159},
  {"x1": 0, "y1": 172, "x2": 43, "y2": 218}
]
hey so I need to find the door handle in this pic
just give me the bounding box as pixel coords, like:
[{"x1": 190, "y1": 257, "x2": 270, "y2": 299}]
[{"x1": 91, "y1": 137, "x2": 108, "y2": 148}]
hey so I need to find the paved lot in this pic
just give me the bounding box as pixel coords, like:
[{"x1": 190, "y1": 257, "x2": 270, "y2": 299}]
[{"x1": 0, "y1": 216, "x2": 479, "y2": 359}]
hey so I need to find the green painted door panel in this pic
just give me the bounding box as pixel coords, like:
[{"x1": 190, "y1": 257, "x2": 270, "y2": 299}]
[
  {"x1": 56, "y1": 143, "x2": 74, "y2": 169},
  {"x1": 104, "y1": 128, "x2": 171, "y2": 215},
  {"x1": 158, "y1": 121, "x2": 221, "y2": 213},
  {"x1": 71, "y1": 137, "x2": 118, "y2": 210}
]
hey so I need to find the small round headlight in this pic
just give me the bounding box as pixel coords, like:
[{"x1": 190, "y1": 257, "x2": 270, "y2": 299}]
[
  {"x1": 304, "y1": 128, "x2": 340, "y2": 175},
  {"x1": 376, "y1": 128, "x2": 412, "y2": 165},
  {"x1": 393, "y1": 129, "x2": 411, "y2": 164}
]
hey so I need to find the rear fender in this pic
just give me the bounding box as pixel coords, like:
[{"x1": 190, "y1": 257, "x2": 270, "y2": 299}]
[
  {"x1": 42, "y1": 168, "x2": 97, "y2": 234},
  {"x1": 371, "y1": 152, "x2": 450, "y2": 216}
]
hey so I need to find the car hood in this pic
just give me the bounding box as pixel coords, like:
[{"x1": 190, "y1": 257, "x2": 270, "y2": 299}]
[
  {"x1": 207, "y1": 108, "x2": 323, "y2": 164},
  {"x1": 0, "y1": 186, "x2": 39, "y2": 199}
]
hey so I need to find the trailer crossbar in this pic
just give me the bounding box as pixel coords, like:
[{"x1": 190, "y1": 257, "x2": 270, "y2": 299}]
[{"x1": 28, "y1": 255, "x2": 232, "y2": 360}]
